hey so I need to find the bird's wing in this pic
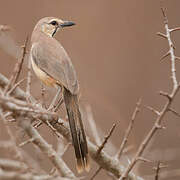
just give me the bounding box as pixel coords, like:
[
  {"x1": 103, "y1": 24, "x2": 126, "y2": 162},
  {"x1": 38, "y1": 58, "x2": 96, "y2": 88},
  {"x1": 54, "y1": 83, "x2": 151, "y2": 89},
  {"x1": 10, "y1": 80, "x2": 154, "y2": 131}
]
[{"x1": 31, "y1": 40, "x2": 79, "y2": 95}]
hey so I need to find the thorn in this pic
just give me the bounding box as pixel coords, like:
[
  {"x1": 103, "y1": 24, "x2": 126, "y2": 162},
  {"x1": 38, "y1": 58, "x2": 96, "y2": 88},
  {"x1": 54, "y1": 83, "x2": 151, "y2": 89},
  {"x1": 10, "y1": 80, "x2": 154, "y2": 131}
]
[
  {"x1": 26, "y1": 48, "x2": 32, "y2": 102},
  {"x1": 7, "y1": 78, "x2": 26, "y2": 96},
  {"x1": 14, "y1": 36, "x2": 29, "y2": 84},
  {"x1": 46, "y1": 120, "x2": 61, "y2": 138},
  {"x1": 160, "y1": 50, "x2": 170, "y2": 61},
  {"x1": 144, "y1": 105, "x2": 160, "y2": 116},
  {"x1": 127, "y1": 158, "x2": 131, "y2": 165},
  {"x1": 159, "y1": 91, "x2": 172, "y2": 101},
  {"x1": 153, "y1": 161, "x2": 168, "y2": 171},
  {"x1": 3, "y1": 36, "x2": 28, "y2": 94},
  {"x1": 54, "y1": 97, "x2": 63, "y2": 112},
  {"x1": 156, "y1": 32, "x2": 167, "y2": 39},
  {"x1": 170, "y1": 27, "x2": 180, "y2": 33},
  {"x1": 138, "y1": 157, "x2": 153, "y2": 163},
  {"x1": 116, "y1": 98, "x2": 141, "y2": 159},
  {"x1": 90, "y1": 167, "x2": 102, "y2": 180},
  {"x1": 33, "y1": 120, "x2": 43, "y2": 128},
  {"x1": 96, "y1": 123, "x2": 116, "y2": 155},
  {"x1": 172, "y1": 44, "x2": 176, "y2": 50},
  {"x1": 18, "y1": 138, "x2": 34, "y2": 147},
  {"x1": 153, "y1": 161, "x2": 168, "y2": 180},
  {"x1": 161, "y1": 126, "x2": 166, "y2": 130},
  {"x1": 168, "y1": 108, "x2": 180, "y2": 118},
  {"x1": 175, "y1": 56, "x2": 180, "y2": 61},
  {"x1": 136, "y1": 97, "x2": 142, "y2": 109},
  {"x1": 155, "y1": 123, "x2": 165, "y2": 129},
  {"x1": 153, "y1": 161, "x2": 161, "y2": 180}
]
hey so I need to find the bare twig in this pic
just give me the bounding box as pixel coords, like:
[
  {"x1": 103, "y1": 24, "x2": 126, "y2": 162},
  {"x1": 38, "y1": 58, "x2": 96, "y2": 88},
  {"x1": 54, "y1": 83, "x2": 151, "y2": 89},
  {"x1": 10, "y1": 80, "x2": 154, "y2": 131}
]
[
  {"x1": 119, "y1": 85, "x2": 180, "y2": 180},
  {"x1": 154, "y1": 161, "x2": 161, "y2": 180},
  {"x1": 26, "y1": 57, "x2": 32, "y2": 101},
  {"x1": 54, "y1": 97, "x2": 63, "y2": 112},
  {"x1": 138, "y1": 157, "x2": 152, "y2": 163},
  {"x1": 0, "y1": 94, "x2": 56, "y2": 116},
  {"x1": 0, "y1": 170, "x2": 67, "y2": 180},
  {"x1": 160, "y1": 50, "x2": 170, "y2": 61},
  {"x1": 7, "y1": 78, "x2": 26, "y2": 96},
  {"x1": 90, "y1": 167, "x2": 102, "y2": 180},
  {"x1": 175, "y1": 56, "x2": 180, "y2": 61},
  {"x1": 168, "y1": 107, "x2": 180, "y2": 118},
  {"x1": 57, "y1": 138, "x2": 70, "y2": 157},
  {"x1": 170, "y1": 27, "x2": 180, "y2": 33},
  {"x1": 159, "y1": 91, "x2": 171, "y2": 100},
  {"x1": 153, "y1": 168, "x2": 179, "y2": 179},
  {"x1": 156, "y1": 32, "x2": 167, "y2": 39},
  {"x1": 41, "y1": 84, "x2": 46, "y2": 108},
  {"x1": 153, "y1": 161, "x2": 168, "y2": 180},
  {"x1": 0, "y1": 158, "x2": 28, "y2": 172},
  {"x1": 0, "y1": 73, "x2": 29, "y2": 101},
  {"x1": 144, "y1": 105, "x2": 160, "y2": 116},
  {"x1": 161, "y1": 7, "x2": 178, "y2": 91},
  {"x1": 0, "y1": 25, "x2": 22, "y2": 59},
  {"x1": 48, "y1": 87, "x2": 61, "y2": 111},
  {"x1": 119, "y1": 7, "x2": 180, "y2": 180},
  {"x1": 116, "y1": 99, "x2": 141, "y2": 159},
  {"x1": 86, "y1": 105, "x2": 101, "y2": 146},
  {"x1": 18, "y1": 118, "x2": 76, "y2": 179},
  {"x1": 96, "y1": 123, "x2": 116, "y2": 155},
  {"x1": 18, "y1": 138, "x2": 34, "y2": 147},
  {"x1": 0, "y1": 110, "x2": 24, "y2": 161},
  {"x1": 46, "y1": 120, "x2": 61, "y2": 138},
  {"x1": 14, "y1": 36, "x2": 28, "y2": 84},
  {"x1": 0, "y1": 86, "x2": 143, "y2": 180},
  {"x1": 4, "y1": 36, "x2": 28, "y2": 94}
]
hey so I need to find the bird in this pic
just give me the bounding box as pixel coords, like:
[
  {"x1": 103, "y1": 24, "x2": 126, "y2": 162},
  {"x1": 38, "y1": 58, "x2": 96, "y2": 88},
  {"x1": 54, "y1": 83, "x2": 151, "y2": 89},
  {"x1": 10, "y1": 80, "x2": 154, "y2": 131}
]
[{"x1": 30, "y1": 17, "x2": 90, "y2": 173}]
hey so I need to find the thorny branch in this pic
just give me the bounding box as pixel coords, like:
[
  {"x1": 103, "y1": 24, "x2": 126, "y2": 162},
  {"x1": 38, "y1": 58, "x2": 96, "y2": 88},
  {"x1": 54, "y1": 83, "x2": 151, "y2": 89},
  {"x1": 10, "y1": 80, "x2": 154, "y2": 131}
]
[
  {"x1": 0, "y1": 110, "x2": 24, "y2": 161},
  {"x1": 86, "y1": 105, "x2": 101, "y2": 146},
  {"x1": 18, "y1": 118, "x2": 76, "y2": 179},
  {"x1": 96, "y1": 123, "x2": 116, "y2": 155},
  {"x1": 26, "y1": 55, "x2": 32, "y2": 101},
  {"x1": 90, "y1": 123, "x2": 116, "y2": 180},
  {"x1": 161, "y1": 7, "x2": 178, "y2": 92},
  {"x1": 90, "y1": 167, "x2": 102, "y2": 180},
  {"x1": 153, "y1": 161, "x2": 168, "y2": 180},
  {"x1": 119, "y1": 7, "x2": 180, "y2": 180},
  {"x1": 0, "y1": 78, "x2": 143, "y2": 180},
  {"x1": 3, "y1": 36, "x2": 28, "y2": 94},
  {"x1": 116, "y1": 98, "x2": 141, "y2": 159},
  {"x1": 0, "y1": 170, "x2": 68, "y2": 180}
]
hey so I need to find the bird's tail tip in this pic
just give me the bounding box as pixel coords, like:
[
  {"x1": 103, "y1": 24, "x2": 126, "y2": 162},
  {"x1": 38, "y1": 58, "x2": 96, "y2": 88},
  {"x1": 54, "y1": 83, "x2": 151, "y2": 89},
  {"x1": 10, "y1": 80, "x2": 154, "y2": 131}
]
[{"x1": 76, "y1": 155, "x2": 90, "y2": 173}]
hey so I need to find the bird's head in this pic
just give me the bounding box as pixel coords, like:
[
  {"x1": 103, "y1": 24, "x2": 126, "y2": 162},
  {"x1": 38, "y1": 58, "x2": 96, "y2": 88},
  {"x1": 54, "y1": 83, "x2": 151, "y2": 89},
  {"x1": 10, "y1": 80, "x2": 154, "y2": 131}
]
[{"x1": 34, "y1": 17, "x2": 75, "y2": 37}]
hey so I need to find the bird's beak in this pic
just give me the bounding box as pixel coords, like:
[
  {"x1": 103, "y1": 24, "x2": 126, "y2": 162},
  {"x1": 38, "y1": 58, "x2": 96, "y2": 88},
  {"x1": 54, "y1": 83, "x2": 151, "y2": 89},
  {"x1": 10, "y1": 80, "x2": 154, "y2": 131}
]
[{"x1": 60, "y1": 21, "x2": 76, "y2": 28}]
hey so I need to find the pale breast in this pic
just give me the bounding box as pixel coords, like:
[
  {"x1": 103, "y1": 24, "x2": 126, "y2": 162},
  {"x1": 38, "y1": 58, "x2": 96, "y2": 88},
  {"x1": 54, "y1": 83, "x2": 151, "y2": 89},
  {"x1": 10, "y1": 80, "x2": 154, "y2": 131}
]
[{"x1": 31, "y1": 55, "x2": 57, "y2": 87}]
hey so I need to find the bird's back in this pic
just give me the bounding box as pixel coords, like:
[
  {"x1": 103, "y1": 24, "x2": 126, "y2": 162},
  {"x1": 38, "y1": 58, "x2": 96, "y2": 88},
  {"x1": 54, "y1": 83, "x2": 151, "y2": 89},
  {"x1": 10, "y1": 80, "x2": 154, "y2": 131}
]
[{"x1": 31, "y1": 29, "x2": 79, "y2": 95}]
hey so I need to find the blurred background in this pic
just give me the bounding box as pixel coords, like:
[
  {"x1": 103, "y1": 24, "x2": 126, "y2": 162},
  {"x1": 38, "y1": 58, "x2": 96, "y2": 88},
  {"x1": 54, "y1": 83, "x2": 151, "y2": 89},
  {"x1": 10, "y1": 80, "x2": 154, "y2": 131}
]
[{"x1": 0, "y1": 0, "x2": 180, "y2": 179}]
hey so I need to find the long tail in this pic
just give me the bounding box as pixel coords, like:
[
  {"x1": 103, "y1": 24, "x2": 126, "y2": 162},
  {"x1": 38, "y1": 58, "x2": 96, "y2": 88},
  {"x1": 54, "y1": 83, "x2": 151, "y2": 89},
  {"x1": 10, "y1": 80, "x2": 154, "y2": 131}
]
[{"x1": 63, "y1": 88, "x2": 90, "y2": 173}]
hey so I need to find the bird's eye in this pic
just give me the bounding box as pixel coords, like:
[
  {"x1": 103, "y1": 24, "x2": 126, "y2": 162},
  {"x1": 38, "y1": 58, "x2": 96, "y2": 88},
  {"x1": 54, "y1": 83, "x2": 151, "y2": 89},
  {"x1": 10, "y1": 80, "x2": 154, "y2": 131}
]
[{"x1": 50, "y1": 21, "x2": 58, "y2": 26}]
